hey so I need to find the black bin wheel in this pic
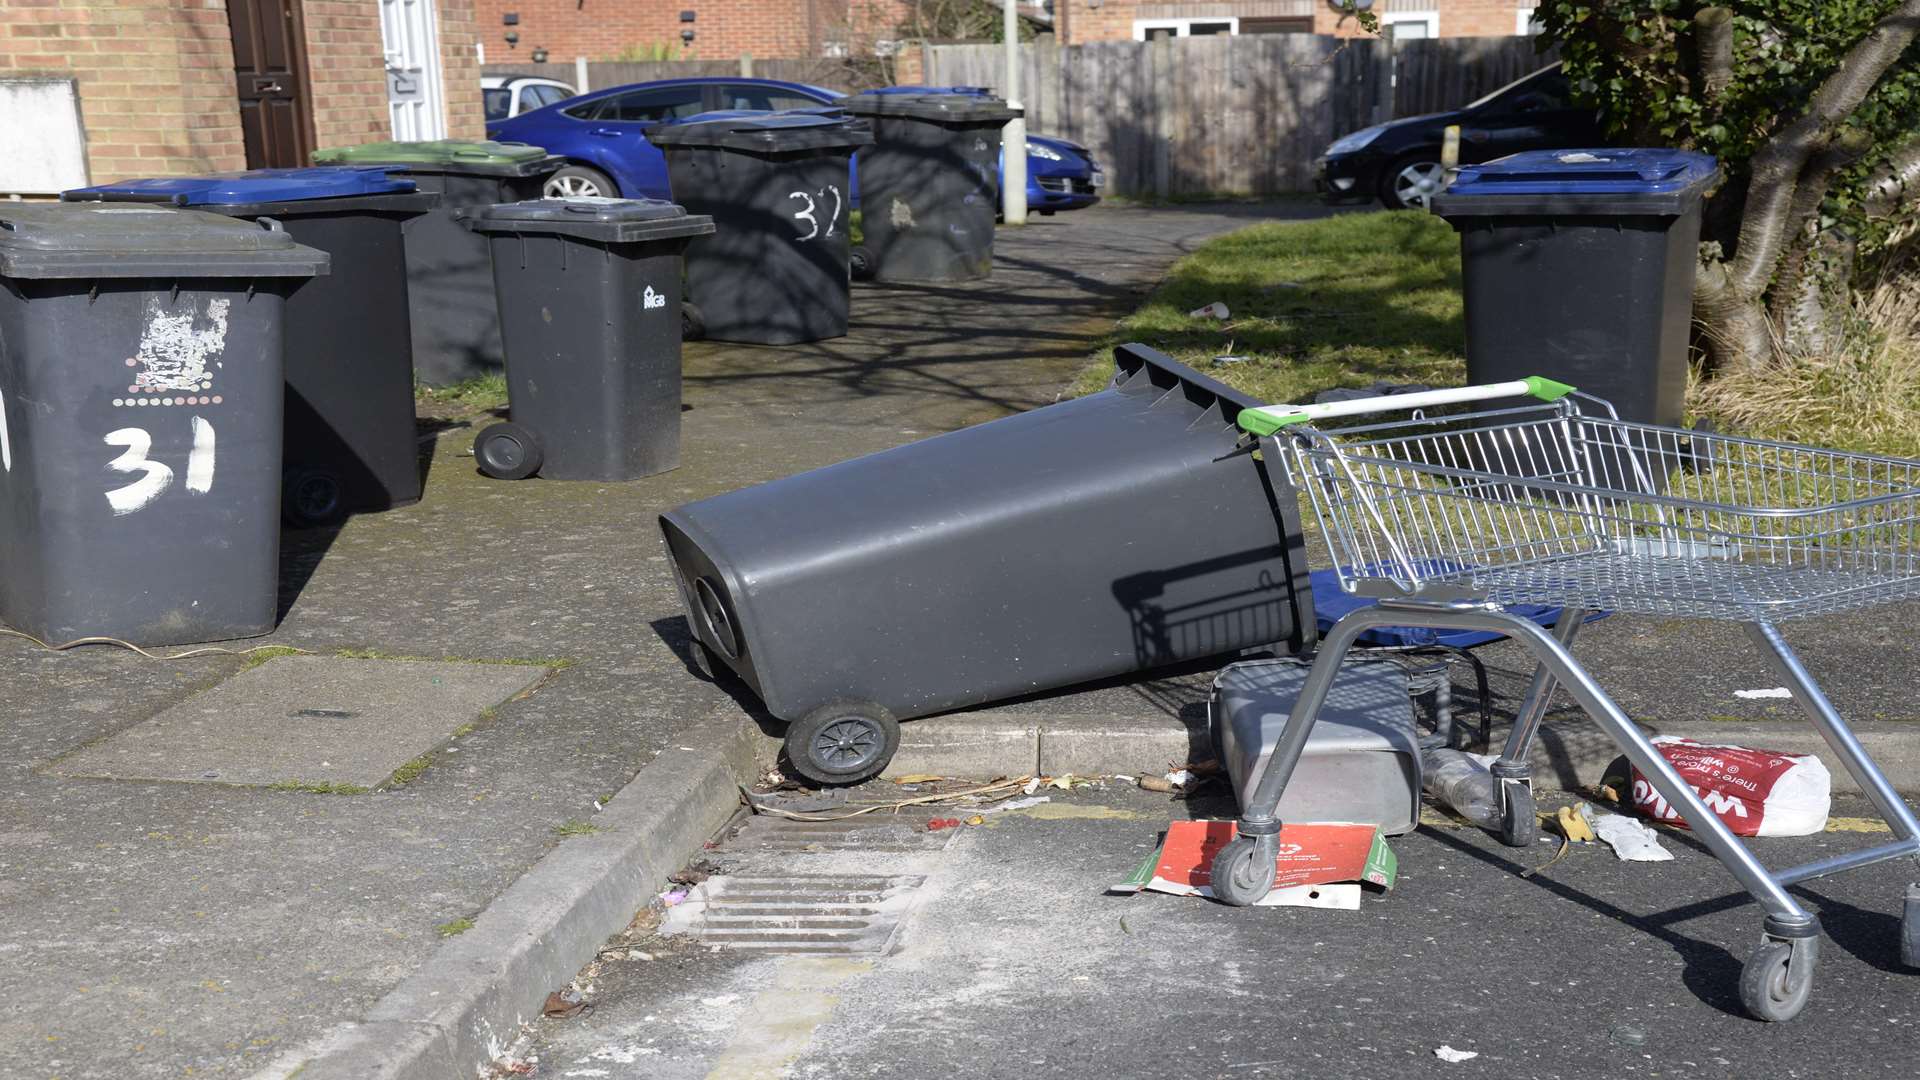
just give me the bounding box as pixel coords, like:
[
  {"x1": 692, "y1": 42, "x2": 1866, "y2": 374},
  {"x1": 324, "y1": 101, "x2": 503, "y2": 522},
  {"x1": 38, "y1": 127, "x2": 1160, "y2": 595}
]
[
  {"x1": 849, "y1": 245, "x2": 875, "y2": 280},
  {"x1": 682, "y1": 301, "x2": 706, "y2": 342},
  {"x1": 1498, "y1": 779, "x2": 1538, "y2": 848},
  {"x1": 783, "y1": 702, "x2": 900, "y2": 787},
  {"x1": 282, "y1": 466, "x2": 345, "y2": 529},
  {"x1": 474, "y1": 422, "x2": 543, "y2": 481},
  {"x1": 1210, "y1": 834, "x2": 1276, "y2": 907},
  {"x1": 1740, "y1": 936, "x2": 1818, "y2": 1022}
]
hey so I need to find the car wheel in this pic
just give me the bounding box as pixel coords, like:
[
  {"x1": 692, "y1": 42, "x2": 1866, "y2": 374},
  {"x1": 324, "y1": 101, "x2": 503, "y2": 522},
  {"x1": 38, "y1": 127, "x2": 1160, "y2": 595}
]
[
  {"x1": 1382, "y1": 154, "x2": 1447, "y2": 211},
  {"x1": 544, "y1": 165, "x2": 617, "y2": 199}
]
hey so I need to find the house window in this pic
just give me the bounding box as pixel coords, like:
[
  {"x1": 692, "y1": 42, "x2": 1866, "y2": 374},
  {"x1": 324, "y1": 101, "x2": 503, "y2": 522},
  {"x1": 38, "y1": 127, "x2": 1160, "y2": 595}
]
[
  {"x1": 1132, "y1": 17, "x2": 1239, "y2": 41},
  {"x1": 1381, "y1": 10, "x2": 1439, "y2": 39},
  {"x1": 1515, "y1": 8, "x2": 1546, "y2": 35}
]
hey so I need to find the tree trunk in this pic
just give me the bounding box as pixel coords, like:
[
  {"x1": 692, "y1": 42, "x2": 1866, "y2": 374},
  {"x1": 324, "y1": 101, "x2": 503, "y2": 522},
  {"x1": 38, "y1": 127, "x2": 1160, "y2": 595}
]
[{"x1": 1694, "y1": 263, "x2": 1775, "y2": 372}]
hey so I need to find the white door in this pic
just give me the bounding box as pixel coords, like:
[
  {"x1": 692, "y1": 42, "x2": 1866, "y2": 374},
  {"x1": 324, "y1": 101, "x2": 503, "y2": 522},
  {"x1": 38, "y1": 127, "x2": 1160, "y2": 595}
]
[{"x1": 380, "y1": 0, "x2": 448, "y2": 140}]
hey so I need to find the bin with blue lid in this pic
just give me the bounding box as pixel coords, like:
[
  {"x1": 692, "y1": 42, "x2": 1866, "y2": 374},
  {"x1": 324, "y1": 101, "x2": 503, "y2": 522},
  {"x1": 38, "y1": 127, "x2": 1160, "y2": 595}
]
[
  {"x1": 648, "y1": 111, "x2": 872, "y2": 345},
  {"x1": 467, "y1": 196, "x2": 714, "y2": 481},
  {"x1": 841, "y1": 89, "x2": 1018, "y2": 283},
  {"x1": 0, "y1": 203, "x2": 326, "y2": 646},
  {"x1": 66, "y1": 166, "x2": 439, "y2": 526},
  {"x1": 309, "y1": 140, "x2": 562, "y2": 386},
  {"x1": 1432, "y1": 148, "x2": 1720, "y2": 427}
]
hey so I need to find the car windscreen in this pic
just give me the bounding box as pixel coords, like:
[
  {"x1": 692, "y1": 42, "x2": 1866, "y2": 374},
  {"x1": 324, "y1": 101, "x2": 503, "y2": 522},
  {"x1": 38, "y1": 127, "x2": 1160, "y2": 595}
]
[
  {"x1": 484, "y1": 88, "x2": 513, "y2": 121},
  {"x1": 1464, "y1": 65, "x2": 1562, "y2": 111}
]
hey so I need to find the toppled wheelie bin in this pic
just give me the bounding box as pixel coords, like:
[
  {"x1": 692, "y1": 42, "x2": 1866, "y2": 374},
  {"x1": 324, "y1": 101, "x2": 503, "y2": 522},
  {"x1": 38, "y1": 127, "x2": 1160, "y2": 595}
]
[{"x1": 660, "y1": 343, "x2": 1315, "y2": 785}]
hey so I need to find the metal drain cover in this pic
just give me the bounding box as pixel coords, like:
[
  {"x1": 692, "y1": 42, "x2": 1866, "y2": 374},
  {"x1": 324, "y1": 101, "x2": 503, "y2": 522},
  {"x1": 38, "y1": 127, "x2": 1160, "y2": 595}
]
[{"x1": 661, "y1": 813, "x2": 956, "y2": 955}]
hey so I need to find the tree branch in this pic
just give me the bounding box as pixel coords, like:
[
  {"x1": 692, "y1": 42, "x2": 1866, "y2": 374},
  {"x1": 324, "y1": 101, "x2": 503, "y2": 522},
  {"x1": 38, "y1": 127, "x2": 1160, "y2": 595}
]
[
  {"x1": 1771, "y1": 128, "x2": 1873, "y2": 325},
  {"x1": 1864, "y1": 131, "x2": 1920, "y2": 218},
  {"x1": 1694, "y1": 7, "x2": 1735, "y2": 106},
  {"x1": 1724, "y1": 0, "x2": 1920, "y2": 299}
]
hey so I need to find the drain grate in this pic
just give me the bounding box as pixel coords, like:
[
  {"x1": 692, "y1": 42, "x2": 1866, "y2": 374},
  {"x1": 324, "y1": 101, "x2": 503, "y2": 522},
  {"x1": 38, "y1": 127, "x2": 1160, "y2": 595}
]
[
  {"x1": 744, "y1": 815, "x2": 957, "y2": 855},
  {"x1": 664, "y1": 873, "x2": 928, "y2": 955}
]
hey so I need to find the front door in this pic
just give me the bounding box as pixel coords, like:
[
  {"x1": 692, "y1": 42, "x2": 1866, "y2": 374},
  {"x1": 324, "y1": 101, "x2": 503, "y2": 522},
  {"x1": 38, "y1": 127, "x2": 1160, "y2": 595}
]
[
  {"x1": 228, "y1": 0, "x2": 314, "y2": 168},
  {"x1": 380, "y1": 0, "x2": 449, "y2": 141}
]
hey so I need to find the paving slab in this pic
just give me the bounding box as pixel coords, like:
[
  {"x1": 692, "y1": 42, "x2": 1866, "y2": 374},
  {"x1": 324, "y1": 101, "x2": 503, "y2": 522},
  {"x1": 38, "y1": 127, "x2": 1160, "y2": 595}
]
[{"x1": 51, "y1": 656, "x2": 547, "y2": 789}]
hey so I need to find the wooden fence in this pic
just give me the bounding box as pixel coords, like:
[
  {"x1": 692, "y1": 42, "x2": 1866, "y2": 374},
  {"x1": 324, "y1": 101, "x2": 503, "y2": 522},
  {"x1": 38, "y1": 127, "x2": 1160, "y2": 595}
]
[
  {"x1": 487, "y1": 34, "x2": 1556, "y2": 197},
  {"x1": 925, "y1": 35, "x2": 1556, "y2": 197}
]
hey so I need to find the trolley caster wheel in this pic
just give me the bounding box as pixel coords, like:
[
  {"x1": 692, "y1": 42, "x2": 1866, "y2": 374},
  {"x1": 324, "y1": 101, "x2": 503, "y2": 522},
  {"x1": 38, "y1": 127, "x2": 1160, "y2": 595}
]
[
  {"x1": 1498, "y1": 780, "x2": 1538, "y2": 848},
  {"x1": 1740, "y1": 936, "x2": 1818, "y2": 1022},
  {"x1": 474, "y1": 422, "x2": 543, "y2": 480},
  {"x1": 848, "y1": 245, "x2": 874, "y2": 280},
  {"x1": 682, "y1": 301, "x2": 706, "y2": 341},
  {"x1": 281, "y1": 467, "x2": 345, "y2": 528},
  {"x1": 1210, "y1": 834, "x2": 1277, "y2": 907},
  {"x1": 782, "y1": 702, "x2": 900, "y2": 787},
  {"x1": 1901, "y1": 884, "x2": 1920, "y2": 969}
]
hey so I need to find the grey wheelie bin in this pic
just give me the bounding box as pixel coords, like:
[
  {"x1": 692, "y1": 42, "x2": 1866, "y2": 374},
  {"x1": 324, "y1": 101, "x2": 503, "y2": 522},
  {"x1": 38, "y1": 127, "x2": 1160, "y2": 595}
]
[
  {"x1": 841, "y1": 89, "x2": 1017, "y2": 282},
  {"x1": 64, "y1": 167, "x2": 438, "y2": 526},
  {"x1": 648, "y1": 111, "x2": 872, "y2": 345},
  {"x1": 310, "y1": 140, "x2": 560, "y2": 385},
  {"x1": 660, "y1": 343, "x2": 1315, "y2": 786},
  {"x1": 1433, "y1": 149, "x2": 1719, "y2": 426},
  {"x1": 0, "y1": 203, "x2": 327, "y2": 646},
  {"x1": 468, "y1": 197, "x2": 715, "y2": 481}
]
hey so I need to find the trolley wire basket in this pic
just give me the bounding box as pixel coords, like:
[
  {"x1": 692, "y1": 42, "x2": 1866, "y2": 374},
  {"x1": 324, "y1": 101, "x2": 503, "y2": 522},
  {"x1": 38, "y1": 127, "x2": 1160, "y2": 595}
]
[
  {"x1": 1214, "y1": 376, "x2": 1920, "y2": 1023},
  {"x1": 1273, "y1": 389, "x2": 1920, "y2": 621}
]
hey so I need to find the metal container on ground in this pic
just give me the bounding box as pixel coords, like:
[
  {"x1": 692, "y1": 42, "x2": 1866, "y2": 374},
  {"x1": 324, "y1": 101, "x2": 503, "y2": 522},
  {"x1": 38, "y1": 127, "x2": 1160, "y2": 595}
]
[
  {"x1": 648, "y1": 111, "x2": 872, "y2": 345},
  {"x1": 841, "y1": 89, "x2": 1017, "y2": 283},
  {"x1": 660, "y1": 343, "x2": 1315, "y2": 786},
  {"x1": 1210, "y1": 658, "x2": 1422, "y2": 836},
  {"x1": 467, "y1": 196, "x2": 715, "y2": 482},
  {"x1": 0, "y1": 203, "x2": 327, "y2": 646},
  {"x1": 309, "y1": 140, "x2": 560, "y2": 386},
  {"x1": 1432, "y1": 148, "x2": 1720, "y2": 427},
  {"x1": 64, "y1": 167, "x2": 438, "y2": 526}
]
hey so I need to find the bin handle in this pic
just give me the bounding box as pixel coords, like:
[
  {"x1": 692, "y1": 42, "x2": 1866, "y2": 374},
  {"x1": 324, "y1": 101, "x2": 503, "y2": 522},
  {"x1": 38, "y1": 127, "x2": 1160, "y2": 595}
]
[
  {"x1": 253, "y1": 216, "x2": 285, "y2": 234},
  {"x1": 1237, "y1": 376, "x2": 1576, "y2": 436}
]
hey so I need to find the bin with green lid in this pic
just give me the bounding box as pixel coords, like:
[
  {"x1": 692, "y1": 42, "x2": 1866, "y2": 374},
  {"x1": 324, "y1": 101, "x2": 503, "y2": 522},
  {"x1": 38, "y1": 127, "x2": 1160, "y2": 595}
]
[
  {"x1": 469, "y1": 196, "x2": 715, "y2": 481},
  {"x1": 0, "y1": 203, "x2": 327, "y2": 646},
  {"x1": 64, "y1": 166, "x2": 438, "y2": 526},
  {"x1": 841, "y1": 90, "x2": 1018, "y2": 283},
  {"x1": 311, "y1": 140, "x2": 561, "y2": 386}
]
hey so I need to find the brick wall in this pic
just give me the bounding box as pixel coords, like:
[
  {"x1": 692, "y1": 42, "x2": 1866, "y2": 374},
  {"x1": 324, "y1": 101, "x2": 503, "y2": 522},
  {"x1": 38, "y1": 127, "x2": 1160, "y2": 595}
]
[
  {"x1": 437, "y1": 0, "x2": 487, "y2": 139},
  {"x1": 474, "y1": 0, "x2": 913, "y2": 63},
  {"x1": 0, "y1": 0, "x2": 245, "y2": 183},
  {"x1": 1053, "y1": 0, "x2": 1535, "y2": 43},
  {"x1": 302, "y1": 0, "x2": 389, "y2": 149}
]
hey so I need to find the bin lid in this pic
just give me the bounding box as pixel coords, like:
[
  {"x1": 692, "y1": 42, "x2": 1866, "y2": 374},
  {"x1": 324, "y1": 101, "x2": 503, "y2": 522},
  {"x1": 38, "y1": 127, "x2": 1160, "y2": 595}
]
[
  {"x1": 646, "y1": 110, "x2": 874, "y2": 153},
  {"x1": 1433, "y1": 148, "x2": 1720, "y2": 217},
  {"x1": 63, "y1": 166, "x2": 417, "y2": 206},
  {"x1": 310, "y1": 139, "x2": 560, "y2": 177},
  {"x1": 0, "y1": 203, "x2": 329, "y2": 280},
  {"x1": 470, "y1": 196, "x2": 716, "y2": 243},
  {"x1": 842, "y1": 89, "x2": 1019, "y2": 123}
]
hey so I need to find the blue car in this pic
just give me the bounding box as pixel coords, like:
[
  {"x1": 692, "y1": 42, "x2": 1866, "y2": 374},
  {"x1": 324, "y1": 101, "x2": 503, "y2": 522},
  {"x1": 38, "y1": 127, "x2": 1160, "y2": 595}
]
[{"x1": 485, "y1": 76, "x2": 1102, "y2": 214}]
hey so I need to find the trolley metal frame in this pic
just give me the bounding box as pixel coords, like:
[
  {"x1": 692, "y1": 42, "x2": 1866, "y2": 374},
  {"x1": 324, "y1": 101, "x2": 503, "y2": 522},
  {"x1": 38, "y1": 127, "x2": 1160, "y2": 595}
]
[{"x1": 1211, "y1": 378, "x2": 1920, "y2": 1022}]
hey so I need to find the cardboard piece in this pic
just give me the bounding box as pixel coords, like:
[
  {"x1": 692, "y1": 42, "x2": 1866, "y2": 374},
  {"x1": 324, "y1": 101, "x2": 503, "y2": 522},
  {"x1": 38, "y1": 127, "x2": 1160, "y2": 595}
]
[{"x1": 1112, "y1": 820, "x2": 1397, "y2": 909}]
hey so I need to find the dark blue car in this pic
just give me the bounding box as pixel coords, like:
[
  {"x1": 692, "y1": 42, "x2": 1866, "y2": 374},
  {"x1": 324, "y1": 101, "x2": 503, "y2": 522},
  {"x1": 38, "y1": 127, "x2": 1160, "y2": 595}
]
[{"x1": 485, "y1": 76, "x2": 1102, "y2": 214}]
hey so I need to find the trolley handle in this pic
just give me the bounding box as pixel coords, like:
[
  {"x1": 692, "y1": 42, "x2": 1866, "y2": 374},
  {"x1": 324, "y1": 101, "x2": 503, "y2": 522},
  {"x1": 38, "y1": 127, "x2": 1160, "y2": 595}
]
[{"x1": 1237, "y1": 376, "x2": 1576, "y2": 437}]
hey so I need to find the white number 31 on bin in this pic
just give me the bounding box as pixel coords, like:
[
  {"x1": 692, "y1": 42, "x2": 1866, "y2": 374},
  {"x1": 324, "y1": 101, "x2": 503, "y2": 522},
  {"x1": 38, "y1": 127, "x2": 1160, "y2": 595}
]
[{"x1": 103, "y1": 417, "x2": 216, "y2": 516}]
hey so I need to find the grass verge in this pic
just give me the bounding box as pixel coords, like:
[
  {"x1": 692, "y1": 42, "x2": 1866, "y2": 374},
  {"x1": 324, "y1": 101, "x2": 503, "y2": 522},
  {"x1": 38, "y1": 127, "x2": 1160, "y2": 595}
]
[{"x1": 1068, "y1": 209, "x2": 1465, "y2": 402}]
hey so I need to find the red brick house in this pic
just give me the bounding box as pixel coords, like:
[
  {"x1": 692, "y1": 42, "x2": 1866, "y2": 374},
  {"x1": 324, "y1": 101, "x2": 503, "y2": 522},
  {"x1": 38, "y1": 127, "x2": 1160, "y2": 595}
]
[
  {"x1": 0, "y1": 0, "x2": 486, "y2": 194},
  {"x1": 1055, "y1": 0, "x2": 1542, "y2": 42}
]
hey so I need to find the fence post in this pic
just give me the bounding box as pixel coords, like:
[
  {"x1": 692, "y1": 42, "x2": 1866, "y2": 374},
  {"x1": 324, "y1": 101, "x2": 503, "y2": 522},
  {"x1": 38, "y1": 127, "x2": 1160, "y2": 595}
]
[
  {"x1": 1151, "y1": 35, "x2": 1172, "y2": 199},
  {"x1": 739, "y1": 53, "x2": 754, "y2": 77},
  {"x1": 575, "y1": 55, "x2": 589, "y2": 93},
  {"x1": 1371, "y1": 24, "x2": 1397, "y2": 124}
]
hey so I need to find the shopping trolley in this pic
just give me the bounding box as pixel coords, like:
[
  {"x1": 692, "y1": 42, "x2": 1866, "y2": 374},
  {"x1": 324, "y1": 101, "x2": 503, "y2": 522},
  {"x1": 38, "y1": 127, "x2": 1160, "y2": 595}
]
[{"x1": 1211, "y1": 375, "x2": 1920, "y2": 1022}]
